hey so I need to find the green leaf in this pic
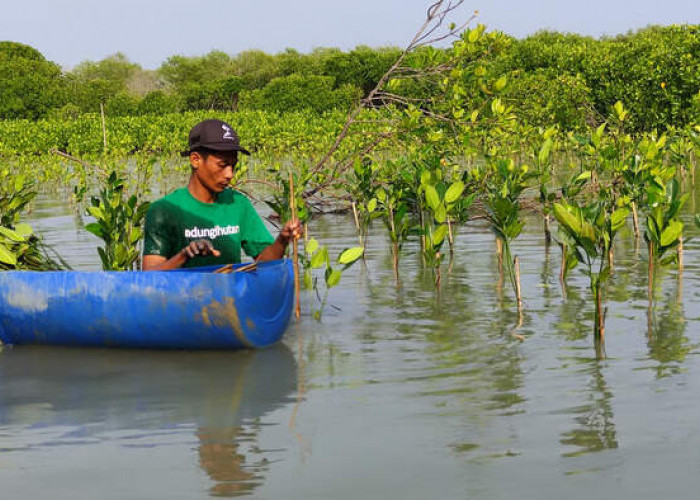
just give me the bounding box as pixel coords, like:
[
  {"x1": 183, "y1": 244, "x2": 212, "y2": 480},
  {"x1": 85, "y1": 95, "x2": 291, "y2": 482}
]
[
  {"x1": 129, "y1": 227, "x2": 142, "y2": 245},
  {"x1": 326, "y1": 269, "x2": 342, "y2": 288},
  {"x1": 434, "y1": 204, "x2": 447, "y2": 223},
  {"x1": 87, "y1": 206, "x2": 105, "y2": 220},
  {"x1": 310, "y1": 246, "x2": 327, "y2": 269},
  {"x1": 494, "y1": 76, "x2": 507, "y2": 92},
  {"x1": 306, "y1": 238, "x2": 319, "y2": 256},
  {"x1": 114, "y1": 244, "x2": 128, "y2": 267},
  {"x1": 13, "y1": 223, "x2": 33, "y2": 238},
  {"x1": 0, "y1": 226, "x2": 25, "y2": 242},
  {"x1": 84, "y1": 222, "x2": 103, "y2": 238},
  {"x1": 646, "y1": 216, "x2": 660, "y2": 242},
  {"x1": 538, "y1": 138, "x2": 552, "y2": 165},
  {"x1": 574, "y1": 171, "x2": 591, "y2": 183},
  {"x1": 505, "y1": 220, "x2": 524, "y2": 240},
  {"x1": 366, "y1": 198, "x2": 377, "y2": 213},
  {"x1": 0, "y1": 243, "x2": 17, "y2": 266},
  {"x1": 553, "y1": 203, "x2": 581, "y2": 235},
  {"x1": 610, "y1": 208, "x2": 629, "y2": 232},
  {"x1": 580, "y1": 221, "x2": 596, "y2": 242},
  {"x1": 444, "y1": 181, "x2": 465, "y2": 204},
  {"x1": 613, "y1": 101, "x2": 625, "y2": 118},
  {"x1": 660, "y1": 220, "x2": 683, "y2": 247},
  {"x1": 338, "y1": 246, "x2": 364, "y2": 265},
  {"x1": 425, "y1": 185, "x2": 440, "y2": 210},
  {"x1": 432, "y1": 224, "x2": 448, "y2": 247}
]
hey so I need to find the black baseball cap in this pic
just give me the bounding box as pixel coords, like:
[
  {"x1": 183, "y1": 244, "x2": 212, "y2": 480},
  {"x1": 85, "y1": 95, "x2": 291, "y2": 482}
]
[{"x1": 180, "y1": 119, "x2": 251, "y2": 157}]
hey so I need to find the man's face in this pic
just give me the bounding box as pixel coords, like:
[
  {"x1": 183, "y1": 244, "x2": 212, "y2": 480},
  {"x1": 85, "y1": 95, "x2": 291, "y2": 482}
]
[{"x1": 191, "y1": 151, "x2": 238, "y2": 193}]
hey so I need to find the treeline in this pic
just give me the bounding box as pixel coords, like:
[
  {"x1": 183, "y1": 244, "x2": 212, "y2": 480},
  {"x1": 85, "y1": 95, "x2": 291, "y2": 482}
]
[
  {"x1": 0, "y1": 43, "x2": 398, "y2": 120},
  {"x1": 1, "y1": 24, "x2": 698, "y2": 132}
]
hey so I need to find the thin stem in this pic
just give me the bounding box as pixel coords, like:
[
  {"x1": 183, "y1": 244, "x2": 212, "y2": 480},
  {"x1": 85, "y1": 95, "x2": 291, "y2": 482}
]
[{"x1": 289, "y1": 173, "x2": 301, "y2": 321}]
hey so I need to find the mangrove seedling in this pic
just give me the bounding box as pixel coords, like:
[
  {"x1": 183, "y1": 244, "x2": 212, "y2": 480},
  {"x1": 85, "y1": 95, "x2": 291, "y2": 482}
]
[
  {"x1": 553, "y1": 197, "x2": 629, "y2": 355},
  {"x1": 85, "y1": 171, "x2": 150, "y2": 271},
  {"x1": 302, "y1": 238, "x2": 364, "y2": 320}
]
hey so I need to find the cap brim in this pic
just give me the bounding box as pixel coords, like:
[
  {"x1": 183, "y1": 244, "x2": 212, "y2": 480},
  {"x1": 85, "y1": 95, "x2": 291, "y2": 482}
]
[{"x1": 180, "y1": 145, "x2": 251, "y2": 157}]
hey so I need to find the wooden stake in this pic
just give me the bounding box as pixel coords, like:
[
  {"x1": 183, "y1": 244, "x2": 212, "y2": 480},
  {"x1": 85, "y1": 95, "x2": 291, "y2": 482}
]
[
  {"x1": 100, "y1": 102, "x2": 108, "y2": 152},
  {"x1": 289, "y1": 173, "x2": 301, "y2": 321},
  {"x1": 648, "y1": 240, "x2": 654, "y2": 299},
  {"x1": 514, "y1": 255, "x2": 523, "y2": 310},
  {"x1": 678, "y1": 235, "x2": 684, "y2": 273},
  {"x1": 351, "y1": 201, "x2": 364, "y2": 249},
  {"x1": 495, "y1": 237, "x2": 504, "y2": 295},
  {"x1": 631, "y1": 202, "x2": 640, "y2": 240},
  {"x1": 544, "y1": 213, "x2": 552, "y2": 246}
]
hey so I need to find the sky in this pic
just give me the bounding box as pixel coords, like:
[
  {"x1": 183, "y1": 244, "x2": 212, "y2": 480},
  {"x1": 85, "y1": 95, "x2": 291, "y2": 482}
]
[{"x1": 2, "y1": 0, "x2": 698, "y2": 69}]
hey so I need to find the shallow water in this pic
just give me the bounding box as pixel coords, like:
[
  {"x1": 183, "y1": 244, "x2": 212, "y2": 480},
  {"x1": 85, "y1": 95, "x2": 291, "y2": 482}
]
[{"x1": 3, "y1": 193, "x2": 700, "y2": 499}]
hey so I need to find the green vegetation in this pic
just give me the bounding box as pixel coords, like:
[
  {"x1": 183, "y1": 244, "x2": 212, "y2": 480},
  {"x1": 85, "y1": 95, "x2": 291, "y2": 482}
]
[
  {"x1": 0, "y1": 12, "x2": 699, "y2": 355},
  {"x1": 84, "y1": 171, "x2": 150, "y2": 271},
  {"x1": 0, "y1": 169, "x2": 66, "y2": 270},
  {"x1": 1, "y1": 24, "x2": 698, "y2": 131}
]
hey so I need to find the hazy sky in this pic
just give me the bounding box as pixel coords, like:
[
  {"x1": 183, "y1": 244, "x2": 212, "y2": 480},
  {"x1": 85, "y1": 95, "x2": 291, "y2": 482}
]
[{"x1": 3, "y1": 0, "x2": 698, "y2": 69}]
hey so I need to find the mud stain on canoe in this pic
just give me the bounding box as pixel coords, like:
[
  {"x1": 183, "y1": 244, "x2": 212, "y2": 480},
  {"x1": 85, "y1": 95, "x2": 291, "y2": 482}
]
[{"x1": 199, "y1": 297, "x2": 252, "y2": 348}]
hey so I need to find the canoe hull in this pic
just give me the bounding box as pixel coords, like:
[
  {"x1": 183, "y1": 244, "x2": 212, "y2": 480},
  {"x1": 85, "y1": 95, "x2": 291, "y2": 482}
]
[{"x1": 0, "y1": 259, "x2": 294, "y2": 349}]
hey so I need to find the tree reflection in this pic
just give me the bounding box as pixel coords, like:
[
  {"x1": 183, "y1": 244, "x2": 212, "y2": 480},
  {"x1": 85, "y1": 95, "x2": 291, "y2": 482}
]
[
  {"x1": 560, "y1": 360, "x2": 618, "y2": 457},
  {"x1": 646, "y1": 276, "x2": 692, "y2": 378}
]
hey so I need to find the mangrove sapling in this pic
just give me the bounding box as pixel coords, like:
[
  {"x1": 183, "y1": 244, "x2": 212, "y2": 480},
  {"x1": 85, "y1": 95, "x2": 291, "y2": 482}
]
[
  {"x1": 553, "y1": 197, "x2": 629, "y2": 356},
  {"x1": 644, "y1": 177, "x2": 687, "y2": 311},
  {"x1": 532, "y1": 127, "x2": 558, "y2": 247},
  {"x1": 85, "y1": 171, "x2": 150, "y2": 271},
  {"x1": 373, "y1": 159, "x2": 416, "y2": 282},
  {"x1": 422, "y1": 182, "x2": 448, "y2": 288},
  {"x1": 346, "y1": 157, "x2": 382, "y2": 252},
  {"x1": 301, "y1": 238, "x2": 364, "y2": 320},
  {"x1": 479, "y1": 158, "x2": 535, "y2": 307}
]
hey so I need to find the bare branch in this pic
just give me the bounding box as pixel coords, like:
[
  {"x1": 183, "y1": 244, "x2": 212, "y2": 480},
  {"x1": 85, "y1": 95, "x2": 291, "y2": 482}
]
[{"x1": 309, "y1": 0, "x2": 476, "y2": 184}]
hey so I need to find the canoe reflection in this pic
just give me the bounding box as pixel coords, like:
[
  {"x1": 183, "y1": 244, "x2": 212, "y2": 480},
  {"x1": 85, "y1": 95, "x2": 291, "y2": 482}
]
[{"x1": 0, "y1": 344, "x2": 297, "y2": 496}]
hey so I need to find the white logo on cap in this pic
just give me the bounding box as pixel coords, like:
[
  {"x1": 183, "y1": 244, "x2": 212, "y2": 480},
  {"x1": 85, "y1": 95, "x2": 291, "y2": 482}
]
[{"x1": 222, "y1": 124, "x2": 234, "y2": 141}]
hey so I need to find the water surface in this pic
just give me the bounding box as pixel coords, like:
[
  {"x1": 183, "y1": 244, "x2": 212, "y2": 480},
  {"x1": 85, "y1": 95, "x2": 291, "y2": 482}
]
[{"x1": 3, "y1": 194, "x2": 700, "y2": 499}]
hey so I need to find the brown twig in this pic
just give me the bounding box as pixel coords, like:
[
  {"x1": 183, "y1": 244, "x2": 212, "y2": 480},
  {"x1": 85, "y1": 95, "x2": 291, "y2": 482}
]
[
  {"x1": 213, "y1": 262, "x2": 258, "y2": 274},
  {"x1": 308, "y1": 0, "x2": 476, "y2": 185},
  {"x1": 290, "y1": 172, "x2": 301, "y2": 320}
]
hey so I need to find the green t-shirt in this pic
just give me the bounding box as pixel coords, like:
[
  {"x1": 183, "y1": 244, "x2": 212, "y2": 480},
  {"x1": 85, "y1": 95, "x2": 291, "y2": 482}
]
[{"x1": 143, "y1": 187, "x2": 274, "y2": 268}]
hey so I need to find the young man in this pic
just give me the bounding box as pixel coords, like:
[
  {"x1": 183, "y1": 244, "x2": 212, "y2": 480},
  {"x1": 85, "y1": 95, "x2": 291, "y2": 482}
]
[{"x1": 142, "y1": 119, "x2": 301, "y2": 270}]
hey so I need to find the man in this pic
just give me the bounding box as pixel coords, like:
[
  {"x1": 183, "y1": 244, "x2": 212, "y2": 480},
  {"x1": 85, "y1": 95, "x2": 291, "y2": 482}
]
[{"x1": 142, "y1": 119, "x2": 301, "y2": 270}]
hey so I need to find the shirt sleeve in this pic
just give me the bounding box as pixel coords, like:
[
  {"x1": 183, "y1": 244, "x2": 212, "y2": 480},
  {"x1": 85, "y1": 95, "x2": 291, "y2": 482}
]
[
  {"x1": 240, "y1": 197, "x2": 274, "y2": 258},
  {"x1": 143, "y1": 202, "x2": 176, "y2": 258}
]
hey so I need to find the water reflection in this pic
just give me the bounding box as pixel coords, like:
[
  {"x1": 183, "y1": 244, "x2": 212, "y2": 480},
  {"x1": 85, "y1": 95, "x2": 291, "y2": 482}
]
[
  {"x1": 0, "y1": 345, "x2": 296, "y2": 497},
  {"x1": 559, "y1": 359, "x2": 618, "y2": 458},
  {"x1": 646, "y1": 277, "x2": 693, "y2": 378}
]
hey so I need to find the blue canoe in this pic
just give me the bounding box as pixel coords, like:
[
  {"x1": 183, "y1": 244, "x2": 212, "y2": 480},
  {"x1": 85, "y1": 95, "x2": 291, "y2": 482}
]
[{"x1": 0, "y1": 259, "x2": 294, "y2": 349}]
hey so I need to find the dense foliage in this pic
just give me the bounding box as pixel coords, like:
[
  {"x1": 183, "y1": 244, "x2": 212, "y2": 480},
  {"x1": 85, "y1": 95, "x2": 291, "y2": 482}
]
[{"x1": 1, "y1": 24, "x2": 698, "y2": 131}]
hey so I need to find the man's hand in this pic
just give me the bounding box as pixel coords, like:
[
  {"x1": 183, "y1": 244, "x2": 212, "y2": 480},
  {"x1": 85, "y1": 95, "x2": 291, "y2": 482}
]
[
  {"x1": 278, "y1": 219, "x2": 303, "y2": 246},
  {"x1": 181, "y1": 239, "x2": 221, "y2": 260},
  {"x1": 256, "y1": 220, "x2": 304, "y2": 262}
]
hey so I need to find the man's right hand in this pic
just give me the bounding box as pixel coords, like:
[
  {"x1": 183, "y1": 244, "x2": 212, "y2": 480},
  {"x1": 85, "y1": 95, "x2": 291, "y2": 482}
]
[{"x1": 181, "y1": 239, "x2": 221, "y2": 260}]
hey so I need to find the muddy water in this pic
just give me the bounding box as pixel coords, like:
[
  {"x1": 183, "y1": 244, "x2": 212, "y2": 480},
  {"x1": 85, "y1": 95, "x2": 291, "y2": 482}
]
[{"x1": 2, "y1": 193, "x2": 700, "y2": 499}]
